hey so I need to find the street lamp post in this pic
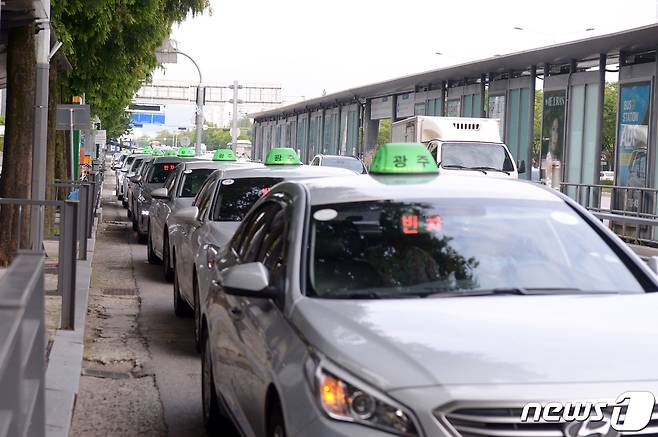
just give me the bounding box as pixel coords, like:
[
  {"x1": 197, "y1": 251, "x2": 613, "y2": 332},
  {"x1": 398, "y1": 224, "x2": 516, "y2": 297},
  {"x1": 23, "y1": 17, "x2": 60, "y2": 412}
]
[{"x1": 157, "y1": 46, "x2": 205, "y2": 156}]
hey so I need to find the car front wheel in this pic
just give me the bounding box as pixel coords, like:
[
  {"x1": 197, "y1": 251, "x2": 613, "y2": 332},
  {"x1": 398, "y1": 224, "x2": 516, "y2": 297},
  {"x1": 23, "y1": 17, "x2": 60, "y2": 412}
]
[
  {"x1": 268, "y1": 403, "x2": 287, "y2": 437},
  {"x1": 193, "y1": 275, "x2": 201, "y2": 353},
  {"x1": 202, "y1": 329, "x2": 222, "y2": 434},
  {"x1": 163, "y1": 234, "x2": 173, "y2": 282},
  {"x1": 173, "y1": 259, "x2": 191, "y2": 318}
]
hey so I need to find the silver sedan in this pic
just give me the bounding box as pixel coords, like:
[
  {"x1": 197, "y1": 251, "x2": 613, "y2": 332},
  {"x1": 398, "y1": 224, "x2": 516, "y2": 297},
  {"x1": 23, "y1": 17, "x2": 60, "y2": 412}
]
[
  {"x1": 169, "y1": 164, "x2": 355, "y2": 348},
  {"x1": 147, "y1": 159, "x2": 258, "y2": 280},
  {"x1": 200, "y1": 172, "x2": 658, "y2": 437}
]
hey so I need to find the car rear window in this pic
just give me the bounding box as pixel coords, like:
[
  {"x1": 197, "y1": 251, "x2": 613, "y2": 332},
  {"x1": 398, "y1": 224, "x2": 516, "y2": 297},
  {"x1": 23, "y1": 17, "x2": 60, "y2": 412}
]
[
  {"x1": 211, "y1": 177, "x2": 283, "y2": 221},
  {"x1": 180, "y1": 169, "x2": 214, "y2": 198},
  {"x1": 148, "y1": 163, "x2": 178, "y2": 184},
  {"x1": 322, "y1": 156, "x2": 365, "y2": 173}
]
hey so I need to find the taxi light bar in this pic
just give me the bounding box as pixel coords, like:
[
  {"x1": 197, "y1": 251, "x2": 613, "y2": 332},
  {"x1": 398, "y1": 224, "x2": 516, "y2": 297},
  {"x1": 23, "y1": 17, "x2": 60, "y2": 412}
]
[
  {"x1": 212, "y1": 148, "x2": 237, "y2": 161},
  {"x1": 265, "y1": 147, "x2": 302, "y2": 165},
  {"x1": 177, "y1": 146, "x2": 196, "y2": 158},
  {"x1": 143, "y1": 145, "x2": 153, "y2": 154},
  {"x1": 369, "y1": 142, "x2": 438, "y2": 175}
]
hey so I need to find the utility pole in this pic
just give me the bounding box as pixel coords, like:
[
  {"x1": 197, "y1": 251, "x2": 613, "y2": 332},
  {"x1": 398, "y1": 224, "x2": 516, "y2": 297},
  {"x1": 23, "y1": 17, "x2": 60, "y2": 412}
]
[
  {"x1": 230, "y1": 80, "x2": 242, "y2": 152},
  {"x1": 30, "y1": 3, "x2": 53, "y2": 250}
]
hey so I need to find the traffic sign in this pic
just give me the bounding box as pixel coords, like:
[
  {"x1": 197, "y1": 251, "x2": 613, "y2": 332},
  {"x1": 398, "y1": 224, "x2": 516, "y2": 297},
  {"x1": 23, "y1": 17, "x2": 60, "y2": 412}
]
[
  {"x1": 180, "y1": 136, "x2": 191, "y2": 147},
  {"x1": 95, "y1": 130, "x2": 107, "y2": 145}
]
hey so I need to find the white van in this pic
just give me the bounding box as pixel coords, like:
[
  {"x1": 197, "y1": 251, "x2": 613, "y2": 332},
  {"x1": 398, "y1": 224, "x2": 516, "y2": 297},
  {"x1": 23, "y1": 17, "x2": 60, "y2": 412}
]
[{"x1": 391, "y1": 116, "x2": 522, "y2": 179}]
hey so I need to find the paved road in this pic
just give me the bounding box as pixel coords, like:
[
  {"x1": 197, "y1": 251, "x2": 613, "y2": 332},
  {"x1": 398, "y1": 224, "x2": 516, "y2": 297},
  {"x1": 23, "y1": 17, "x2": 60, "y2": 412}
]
[{"x1": 71, "y1": 170, "x2": 220, "y2": 436}]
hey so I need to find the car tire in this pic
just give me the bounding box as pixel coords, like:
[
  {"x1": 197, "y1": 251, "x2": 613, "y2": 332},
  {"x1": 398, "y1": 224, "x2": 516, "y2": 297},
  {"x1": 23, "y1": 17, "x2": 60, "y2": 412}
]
[
  {"x1": 147, "y1": 225, "x2": 161, "y2": 264},
  {"x1": 268, "y1": 402, "x2": 287, "y2": 437},
  {"x1": 163, "y1": 234, "x2": 173, "y2": 282},
  {"x1": 127, "y1": 207, "x2": 132, "y2": 219},
  {"x1": 173, "y1": 261, "x2": 191, "y2": 317},
  {"x1": 137, "y1": 229, "x2": 147, "y2": 244},
  {"x1": 193, "y1": 275, "x2": 201, "y2": 353},
  {"x1": 122, "y1": 199, "x2": 127, "y2": 208},
  {"x1": 202, "y1": 329, "x2": 229, "y2": 435}
]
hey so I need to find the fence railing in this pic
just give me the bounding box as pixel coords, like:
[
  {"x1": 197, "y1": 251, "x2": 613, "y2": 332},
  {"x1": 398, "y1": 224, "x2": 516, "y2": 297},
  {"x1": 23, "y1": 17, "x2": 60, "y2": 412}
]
[
  {"x1": 0, "y1": 198, "x2": 78, "y2": 330},
  {"x1": 0, "y1": 252, "x2": 46, "y2": 437},
  {"x1": 560, "y1": 182, "x2": 658, "y2": 243}
]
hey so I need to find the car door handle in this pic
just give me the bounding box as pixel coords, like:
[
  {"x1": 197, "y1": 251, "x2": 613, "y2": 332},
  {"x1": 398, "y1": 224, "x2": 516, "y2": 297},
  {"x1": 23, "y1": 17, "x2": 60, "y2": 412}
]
[{"x1": 228, "y1": 307, "x2": 243, "y2": 319}]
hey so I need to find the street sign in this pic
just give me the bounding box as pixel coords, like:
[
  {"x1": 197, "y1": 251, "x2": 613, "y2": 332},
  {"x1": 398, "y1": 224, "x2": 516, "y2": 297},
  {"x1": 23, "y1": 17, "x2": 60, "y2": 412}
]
[
  {"x1": 180, "y1": 136, "x2": 191, "y2": 147},
  {"x1": 56, "y1": 104, "x2": 91, "y2": 130},
  {"x1": 95, "y1": 130, "x2": 107, "y2": 145}
]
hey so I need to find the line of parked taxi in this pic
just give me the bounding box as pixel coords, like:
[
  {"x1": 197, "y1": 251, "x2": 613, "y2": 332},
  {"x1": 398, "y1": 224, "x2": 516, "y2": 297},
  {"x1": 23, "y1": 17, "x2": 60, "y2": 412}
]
[{"x1": 112, "y1": 139, "x2": 658, "y2": 437}]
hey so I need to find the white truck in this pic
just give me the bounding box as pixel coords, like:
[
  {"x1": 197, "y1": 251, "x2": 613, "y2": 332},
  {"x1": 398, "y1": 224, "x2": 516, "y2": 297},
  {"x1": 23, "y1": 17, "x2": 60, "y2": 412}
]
[{"x1": 391, "y1": 116, "x2": 523, "y2": 179}]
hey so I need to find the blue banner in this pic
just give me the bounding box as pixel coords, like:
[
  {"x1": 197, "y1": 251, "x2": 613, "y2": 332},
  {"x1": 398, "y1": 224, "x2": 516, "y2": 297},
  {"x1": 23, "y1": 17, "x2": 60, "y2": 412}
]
[{"x1": 617, "y1": 83, "x2": 650, "y2": 188}]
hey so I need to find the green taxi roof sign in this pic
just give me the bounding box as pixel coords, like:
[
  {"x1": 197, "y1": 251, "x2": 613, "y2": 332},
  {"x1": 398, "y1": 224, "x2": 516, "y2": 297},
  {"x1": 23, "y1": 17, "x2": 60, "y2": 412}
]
[
  {"x1": 152, "y1": 148, "x2": 164, "y2": 156},
  {"x1": 265, "y1": 147, "x2": 301, "y2": 165},
  {"x1": 163, "y1": 149, "x2": 177, "y2": 156},
  {"x1": 212, "y1": 148, "x2": 237, "y2": 161},
  {"x1": 369, "y1": 143, "x2": 438, "y2": 175},
  {"x1": 143, "y1": 145, "x2": 153, "y2": 154},
  {"x1": 177, "y1": 146, "x2": 195, "y2": 158}
]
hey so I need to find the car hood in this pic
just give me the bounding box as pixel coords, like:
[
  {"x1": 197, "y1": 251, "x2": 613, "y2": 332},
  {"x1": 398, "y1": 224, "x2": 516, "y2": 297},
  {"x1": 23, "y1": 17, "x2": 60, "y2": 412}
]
[
  {"x1": 292, "y1": 293, "x2": 658, "y2": 390},
  {"x1": 440, "y1": 168, "x2": 517, "y2": 179}
]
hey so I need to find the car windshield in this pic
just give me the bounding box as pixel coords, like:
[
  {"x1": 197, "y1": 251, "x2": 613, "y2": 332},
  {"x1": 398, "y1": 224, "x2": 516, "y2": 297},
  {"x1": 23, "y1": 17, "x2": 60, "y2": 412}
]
[
  {"x1": 148, "y1": 162, "x2": 178, "y2": 184},
  {"x1": 321, "y1": 156, "x2": 364, "y2": 173},
  {"x1": 211, "y1": 177, "x2": 283, "y2": 221},
  {"x1": 441, "y1": 142, "x2": 514, "y2": 172},
  {"x1": 308, "y1": 199, "x2": 644, "y2": 298},
  {"x1": 180, "y1": 168, "x2": 214, "y2": 197}
]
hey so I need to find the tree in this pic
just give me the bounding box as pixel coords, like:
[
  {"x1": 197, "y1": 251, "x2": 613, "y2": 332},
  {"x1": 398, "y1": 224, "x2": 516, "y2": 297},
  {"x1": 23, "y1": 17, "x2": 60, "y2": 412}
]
[
  {"x1": 533, "y1": 89, "x2": 543, "y2": 162},
  {"x1": 0, "y1": 24, "x2": 36, "y2": 264},
  {"x1": 377, "y1": 119, "x2": 391, "y2": 145},
  {"x1": 51, "y1": 0, "x2": 210, "y2": 138},
  {"x1": 602, "y1": 82, "x2": 618, "y2": 169}
]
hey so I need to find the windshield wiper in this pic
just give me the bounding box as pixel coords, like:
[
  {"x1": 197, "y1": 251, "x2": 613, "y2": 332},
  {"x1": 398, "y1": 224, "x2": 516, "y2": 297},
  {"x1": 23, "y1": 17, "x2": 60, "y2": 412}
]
[
  {"x1": 441, "y1": 164, "x2": 487, "y2": 174},
  {"x1": 423, "y1": 287, "x2": 586, "y2": 298},
  {"x1": 470, "y1": 166, "x2": 511, "y2": 175}
]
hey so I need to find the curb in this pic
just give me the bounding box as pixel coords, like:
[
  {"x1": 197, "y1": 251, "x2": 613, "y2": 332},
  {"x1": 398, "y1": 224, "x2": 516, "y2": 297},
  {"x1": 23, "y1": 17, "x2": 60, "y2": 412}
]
[{"x1": 44, "y1": 209, "x2": 101, "y2": 437}]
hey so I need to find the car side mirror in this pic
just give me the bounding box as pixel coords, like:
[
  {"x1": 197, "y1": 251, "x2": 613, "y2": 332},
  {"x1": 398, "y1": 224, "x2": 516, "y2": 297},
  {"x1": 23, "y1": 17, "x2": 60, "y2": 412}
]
[
  {"x1": 217, "y1": 262, "x2": 280, "y2": 299},
  {"x1": 517, "y1": 160, "x2": 526, "y2": 174},
  {"x1": 129, "y1": 175, "x2": 142, "y2": 183},
  {"x1": 174, "y1": 206, "x2": 199, "y2": 224},
  {"x1": 152, "y1": 187, "x2": 169, "y2": 199}
]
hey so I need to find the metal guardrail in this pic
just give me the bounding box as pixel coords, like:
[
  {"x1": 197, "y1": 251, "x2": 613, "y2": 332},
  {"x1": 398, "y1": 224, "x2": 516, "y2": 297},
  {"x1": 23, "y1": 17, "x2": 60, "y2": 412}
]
[
  {"x1": 0, "y1": 252, "x2": 46, "y2": 437},
  {"x1": 560, "y1": 182, "x2": 658, "y2": 243},
  {"x1": 0, "y1": 198, "x2": 78, "y2": 330}
]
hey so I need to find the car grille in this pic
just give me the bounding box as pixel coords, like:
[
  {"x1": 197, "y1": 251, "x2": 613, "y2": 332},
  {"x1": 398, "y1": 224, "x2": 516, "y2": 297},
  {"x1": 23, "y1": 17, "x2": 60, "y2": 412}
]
[{"x1": 435, "y1": 404, "x2": 658, "y2": 437}]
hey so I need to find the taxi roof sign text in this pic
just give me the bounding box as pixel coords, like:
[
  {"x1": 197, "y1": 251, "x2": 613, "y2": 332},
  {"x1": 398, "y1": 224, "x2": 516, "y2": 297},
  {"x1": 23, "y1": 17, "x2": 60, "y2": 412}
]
[
  {"x1": 369, "y1": 143, "x2": 438, "y2": 174},
  {"x1": 265, "y1": 147, "x2": 301, "y2": 165},
  {"x1": 212, "y1": 149, "x2": 237, "y2": 161}
]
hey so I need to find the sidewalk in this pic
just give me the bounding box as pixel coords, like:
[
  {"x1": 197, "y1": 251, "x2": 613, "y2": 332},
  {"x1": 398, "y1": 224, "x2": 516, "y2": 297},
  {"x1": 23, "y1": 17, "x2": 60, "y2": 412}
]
[{"x1": 68, "y1": 173, "x2": 168, "y2": 437}]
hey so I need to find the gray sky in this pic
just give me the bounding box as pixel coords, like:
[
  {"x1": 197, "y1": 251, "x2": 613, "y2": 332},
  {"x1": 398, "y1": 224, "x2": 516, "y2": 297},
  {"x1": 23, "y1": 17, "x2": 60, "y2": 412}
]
[{"x1": 153, "y1": 0, "x2": 657, "y2": 100}]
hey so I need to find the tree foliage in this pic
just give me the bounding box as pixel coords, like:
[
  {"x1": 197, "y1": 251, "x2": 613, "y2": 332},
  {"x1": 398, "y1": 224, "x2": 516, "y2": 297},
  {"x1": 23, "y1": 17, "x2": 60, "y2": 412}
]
[{"x1": 51, "y1": 0, "x2": 210, "y2": 137}]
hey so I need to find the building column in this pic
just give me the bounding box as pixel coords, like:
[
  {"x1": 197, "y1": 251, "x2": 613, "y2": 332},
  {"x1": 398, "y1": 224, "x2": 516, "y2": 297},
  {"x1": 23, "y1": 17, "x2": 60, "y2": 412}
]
[{"x1": 362, "y1": 100, "x2": 380, "y2": 157}]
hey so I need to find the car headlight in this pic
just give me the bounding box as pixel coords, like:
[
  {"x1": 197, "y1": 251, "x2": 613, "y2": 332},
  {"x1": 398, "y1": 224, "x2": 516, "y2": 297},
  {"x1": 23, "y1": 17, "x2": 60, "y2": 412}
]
[{"x1": 312, "y1": 360, "x2": 419, "y2": 436}]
